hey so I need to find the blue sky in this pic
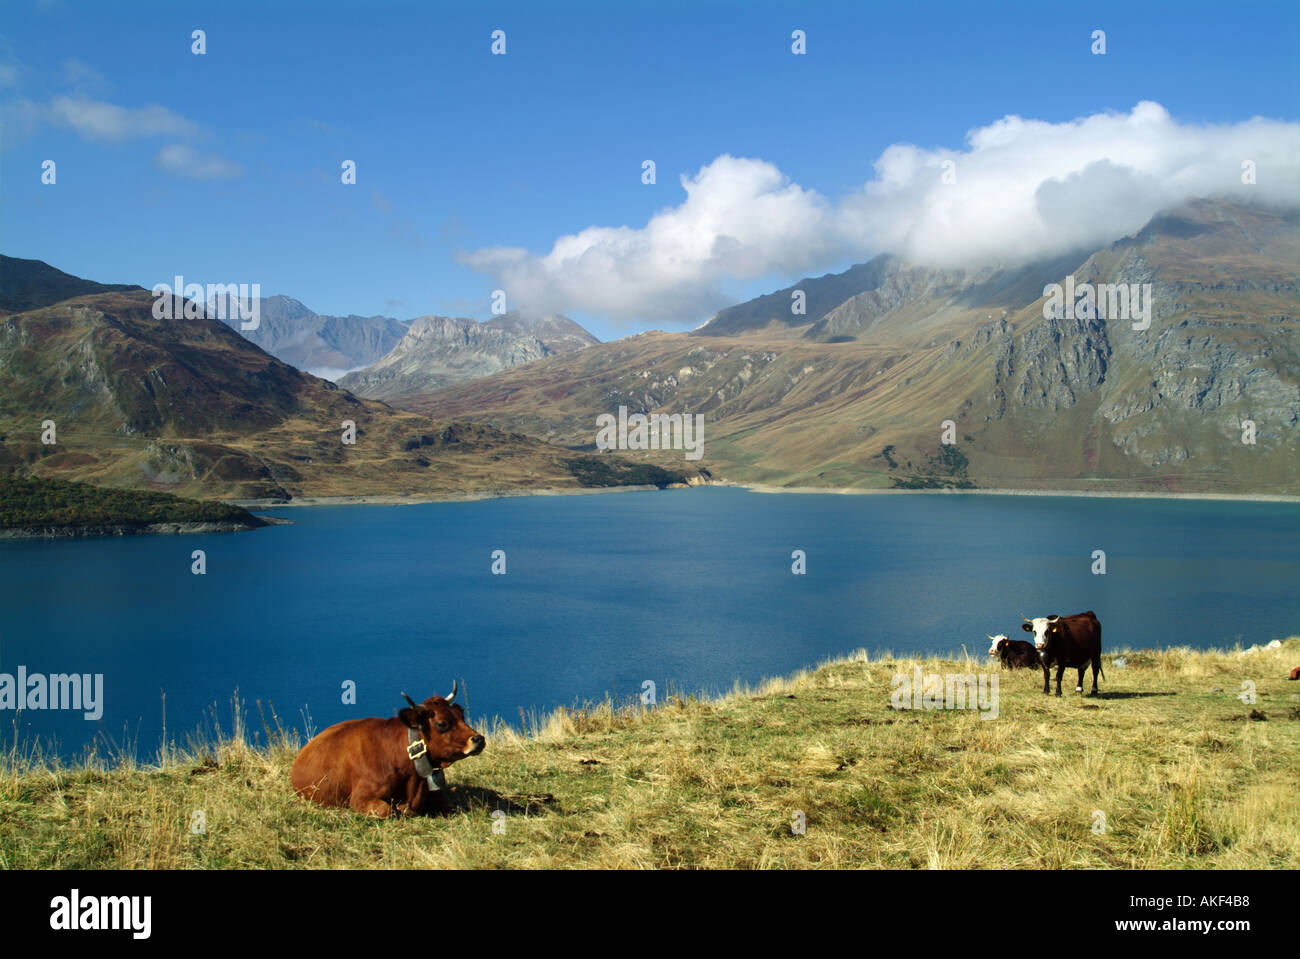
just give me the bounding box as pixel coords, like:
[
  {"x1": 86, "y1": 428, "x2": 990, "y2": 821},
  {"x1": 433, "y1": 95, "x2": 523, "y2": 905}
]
[{"x1": 2, "y1": 0, "x2": 1297, "y2": 340}]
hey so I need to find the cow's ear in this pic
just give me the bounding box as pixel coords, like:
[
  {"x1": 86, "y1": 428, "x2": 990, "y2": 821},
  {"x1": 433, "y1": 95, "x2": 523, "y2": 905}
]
[
  {"x1": 1021, "y1": 622, "x2": 1032, "y2": 632},
  {"x1": 398, "y1": 707, "x2": 422, "y2": 728}
]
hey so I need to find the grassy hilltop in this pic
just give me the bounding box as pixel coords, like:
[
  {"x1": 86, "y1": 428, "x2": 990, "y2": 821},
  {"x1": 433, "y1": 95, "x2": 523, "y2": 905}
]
[{"x1": 2, "y1": 639, "x2": 1297, "y2": 869}]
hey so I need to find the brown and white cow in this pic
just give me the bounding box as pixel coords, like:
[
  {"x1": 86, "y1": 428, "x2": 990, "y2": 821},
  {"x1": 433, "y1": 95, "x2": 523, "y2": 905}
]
[
  {"x1": 290, "y1": 681, "x2": 485, "y2": 817},
  {"x1": 1022, "y1": 612, "x2": 1104, "y2": 696},
  {"x1": 987, "y1": 634, "x2": 1041, "y2": 669}
]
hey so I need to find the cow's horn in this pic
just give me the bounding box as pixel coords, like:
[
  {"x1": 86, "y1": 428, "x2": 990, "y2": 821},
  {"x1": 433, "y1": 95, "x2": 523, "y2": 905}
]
[
  {"x1": 1022, "y1": 614, "x2": 1031, "y2": 622},
  {"x1": 401, "y1": 692, "x2": 418, "y2": 708},
  {"x1": 445, "y1": 679, "x2": 458, "y2": 704}
]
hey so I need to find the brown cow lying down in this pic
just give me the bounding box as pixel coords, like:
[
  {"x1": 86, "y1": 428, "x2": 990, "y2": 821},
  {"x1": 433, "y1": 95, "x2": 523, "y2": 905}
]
[{"x1": 291, "y1": 681, "x2": 485, "y2": 817}]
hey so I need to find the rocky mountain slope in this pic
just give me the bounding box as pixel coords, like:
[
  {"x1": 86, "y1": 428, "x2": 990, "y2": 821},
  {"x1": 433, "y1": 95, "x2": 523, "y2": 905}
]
[
  {"x1": 482, "y1": 310, "x2": 598, "y2": 354},
  {"x1": 399, "y1": 199, "x2": 1299, "y2": 495},
  {"x1": 338, "y1": 310, "x2": 598, "y2": 400},
  {"x1": 212, "y1": 294, "x2": 409, "y2": 378},
  {"x1": 0, "y1": 289, "x2": 696, "y2": 500}
]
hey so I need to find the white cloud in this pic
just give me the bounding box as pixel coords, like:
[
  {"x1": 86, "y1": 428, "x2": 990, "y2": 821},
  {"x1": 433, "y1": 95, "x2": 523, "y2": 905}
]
[
  {"x1": 154, "y1": 143, "x2": 242, "y2": 180},
  {"x1": 459, "y1": 155, "x2": 841, "y2": 323},
  {"x1": 49, "y1": 95, "x2": 198, "y2": 141},
  {"x1": 843, "y1": 101, "x2": 1300, "y2": 267},
  {"x1": 461, "y1": 102, "x2": 1300, "y2": 325}
]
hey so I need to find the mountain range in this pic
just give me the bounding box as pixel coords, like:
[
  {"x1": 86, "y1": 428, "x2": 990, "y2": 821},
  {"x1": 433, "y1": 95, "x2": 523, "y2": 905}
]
[
  {"x1": 396, "y1": 198, "x2": 1299, "y2": 495},
  {"x1": 0, "y1": 258, "x2": 604, "y2": 393},
  {"x1": 211, "y1": 294, "x2": 409, "y2": 379},
  {"x1": 3, "y1": 196, "x2": 1294, "y2": 499},
  {"x1": 337, "y1": 311, "x2": 599, "y2": 400},
  {"x1": 206, "y1": 295, "x2": 599, "y2": 394},
  {"x1": 0, "y1": 260, "x2": 697, "y2": 500}
]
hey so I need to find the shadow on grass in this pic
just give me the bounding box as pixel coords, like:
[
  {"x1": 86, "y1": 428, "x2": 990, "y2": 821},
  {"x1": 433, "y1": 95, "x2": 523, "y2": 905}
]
[
  {"x1": 1096, "y1": 691, "x2": 1178, "y2": 700},
  {"x1": 450, "y1": 784, "x2": 562, "y2": 816}
]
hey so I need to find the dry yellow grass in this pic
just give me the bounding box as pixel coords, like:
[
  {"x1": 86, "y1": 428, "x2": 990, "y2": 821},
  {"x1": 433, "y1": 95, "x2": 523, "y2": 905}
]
[{"x1": 2, "y1": 638, "x2": 1297, "y2": 869}]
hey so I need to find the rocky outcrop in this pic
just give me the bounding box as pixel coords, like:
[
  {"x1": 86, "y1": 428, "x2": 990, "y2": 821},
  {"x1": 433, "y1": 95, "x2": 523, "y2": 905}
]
[
  {"x1": 696, "y1": 256, "x2": 906, "y2": 336},
  {"x1": 1013, "y1": 310, "x2": 1111, "y2": 411},
  {"x1": 483, "y1": 311, "x2": 599, "y2": 355},
  {"x1": 808, "y1": 265, "x2": 969, "y2": 340},
  {"x1": 339, "y1": 311, "x2": 598, "y2": 400}
]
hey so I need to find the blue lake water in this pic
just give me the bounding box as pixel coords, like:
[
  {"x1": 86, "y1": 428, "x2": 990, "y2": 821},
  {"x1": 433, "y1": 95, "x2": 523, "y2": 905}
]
[{"x1": 1, "y1": 487, "x2": 1297, "y2": 760}]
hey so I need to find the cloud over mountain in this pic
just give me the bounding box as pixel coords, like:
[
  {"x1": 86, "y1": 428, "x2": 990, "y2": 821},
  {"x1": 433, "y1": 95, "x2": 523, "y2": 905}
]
[
  {"x1": 848, "y1": 101, "x2": 1299, "y2": 267},
  {"x1": 458, "y1": 154, "x2": 841, "y2": 324},
  {"x1": 461, "y1": 102, "x2": 1300, "y2": 325}
]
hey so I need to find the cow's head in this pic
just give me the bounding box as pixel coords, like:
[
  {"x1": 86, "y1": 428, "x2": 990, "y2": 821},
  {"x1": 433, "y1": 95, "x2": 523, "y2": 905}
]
[
  {"x1": 1021, "y1": 615, "x2": 1062, "y2": 651},
  {"x1": 399, "y1": 681, "x2": 486, "y2": 768},
  {"x1": 987, "y1": 634, "x2": 1009, "y2": 656}
]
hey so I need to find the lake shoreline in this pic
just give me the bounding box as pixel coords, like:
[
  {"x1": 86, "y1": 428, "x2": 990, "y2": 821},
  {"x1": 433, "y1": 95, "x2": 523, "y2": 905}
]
[
  {"x1": 229, "y1": 484, "x2": 670, "y2": 509},
  {"x1": 0, "y1": 516, "x2": 292, "y2": 540},
  {"x1": 725, "y1": 482, "x2": 1300, "y2": 504},
  {"x1": 228, "y1": 481, "x2": 1300, "y2": 509}
]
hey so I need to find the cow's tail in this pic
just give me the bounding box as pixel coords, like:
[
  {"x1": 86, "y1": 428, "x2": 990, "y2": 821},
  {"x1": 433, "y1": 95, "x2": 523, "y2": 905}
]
[{"x1": 1093, "y1": 612, "x2": 1103, "y2": 681}]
